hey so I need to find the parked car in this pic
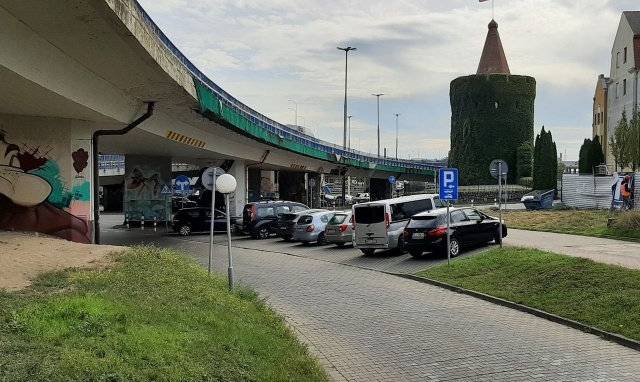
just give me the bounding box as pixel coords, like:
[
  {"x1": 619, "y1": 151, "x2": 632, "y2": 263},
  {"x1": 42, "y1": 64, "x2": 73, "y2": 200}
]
[
  {"x1": 172, "y1": 196, "x2": 198, "y2": 211},
  {"x1": 353, "y1": 193, "x2": 370, "y2": 204},
  {"x1": 242, "y1": 200, "x2": 309, "y2": 239},
  {"x1": 333, "y1": 194, "x2": 354, "y2": 206},
  {"x1": 277, "y1": 209, "x2": 327, "y2": 241},
  {"x1": 325, "y1": 211, "x2": 354, "y2": 247},
  {"x1": 172, "y1": 207, "x2": 241, "y2": 236},
  {"x1": 403, "y1": 207, "x2": 507, "y2": 258},
  {"x1": 320, "y1": 193, "x2": 335, "y2": 207},
  {"x1": 352, "y1": 193, "x2": 447, "y2": 255},
  {"x1": 292, "y1": 210, "x2": 337, "y2": 245}
]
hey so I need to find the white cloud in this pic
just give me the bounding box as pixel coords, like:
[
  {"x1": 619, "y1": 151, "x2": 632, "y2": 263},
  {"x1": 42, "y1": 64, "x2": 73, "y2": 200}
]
[{"x1": 138, "y1": 0, "x2": 637, "y2": 161}]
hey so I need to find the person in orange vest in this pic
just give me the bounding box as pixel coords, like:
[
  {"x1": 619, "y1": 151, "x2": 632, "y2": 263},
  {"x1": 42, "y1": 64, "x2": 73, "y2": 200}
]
[{"x1": 621, "y1": 175, "x2": 632, "y2": 210}]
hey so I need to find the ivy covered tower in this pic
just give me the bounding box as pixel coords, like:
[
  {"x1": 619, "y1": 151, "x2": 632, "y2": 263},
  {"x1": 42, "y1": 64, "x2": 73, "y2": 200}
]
[{"x1": 449, "y1": 19, "x2": 536, "y2": 185}]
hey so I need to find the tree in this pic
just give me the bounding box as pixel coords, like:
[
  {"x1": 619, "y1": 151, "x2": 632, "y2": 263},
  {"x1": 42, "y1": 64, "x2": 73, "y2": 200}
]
[
  {"x1": 516, "y1": 141, "x2": 533, "y2": 179},
  {"x1": 533, "y1": 127, "x2": 558, "y2": 192},
  {"x1": 578, "y1": 138, "x2": 592, "y2": 173},
  {"x1": 579, "y1": 136, "x2": 605, "y2": 174},
  {"x1": 609, "y1": 108, "x2": 633, "y2": 171}
]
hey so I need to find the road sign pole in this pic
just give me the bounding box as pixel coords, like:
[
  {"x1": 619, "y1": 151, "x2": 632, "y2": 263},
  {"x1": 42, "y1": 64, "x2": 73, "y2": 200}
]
[
  {"x1": 498, "y1": 162, "x2": 503, "y2": 248},
  {"x1": 446, "y1": 203, "x2": 451, "y2": 266}
]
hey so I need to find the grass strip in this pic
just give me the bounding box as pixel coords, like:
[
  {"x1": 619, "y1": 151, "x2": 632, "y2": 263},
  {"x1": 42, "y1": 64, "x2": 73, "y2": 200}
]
[
  {"x1": 0, "y1": 246, "x2": 328, "y2": 382},
  {"x1": 416, "y1": 247, "x2": 640, "y2": 342},
  {"x1": 502, "y1": 210, "x2": 640, "y2": 241}
]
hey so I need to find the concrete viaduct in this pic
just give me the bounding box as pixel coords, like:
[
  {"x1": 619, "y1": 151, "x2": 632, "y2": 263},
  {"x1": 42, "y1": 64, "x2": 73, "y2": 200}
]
[{"x1": 0, "y1": 0, "x2": 441, "y2": 244}]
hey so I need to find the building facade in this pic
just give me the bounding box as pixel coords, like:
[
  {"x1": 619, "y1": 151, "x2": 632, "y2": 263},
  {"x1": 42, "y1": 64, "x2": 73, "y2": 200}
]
[
  {"x1": 592, "y1": 74, "x2": 610, "y2": 169},
  {"x1": 606, "y1": 11, "x2": 640, "y2": 169}
]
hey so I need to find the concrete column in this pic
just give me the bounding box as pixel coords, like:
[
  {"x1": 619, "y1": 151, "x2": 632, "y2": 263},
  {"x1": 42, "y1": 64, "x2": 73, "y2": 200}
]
[
  {"x1": 0, "y1": 114, "x2": 95, "y2": 243},
  {"x1": 227, "y1": 160, "x2": 246, "y2": 216}
]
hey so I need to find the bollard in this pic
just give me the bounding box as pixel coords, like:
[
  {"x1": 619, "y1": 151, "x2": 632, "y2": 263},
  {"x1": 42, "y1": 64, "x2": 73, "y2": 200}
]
[
  {"x1": 141, "y1": 214, "x2": 145, "y2": 230},
  {"x1": 125, "y1": 214, "x2": 129, "y2": 229},
  {"x1": 153, "y1": 216, "x2": 157, "y2": 232},
  {"x1": 471, "y1": 199, "x2": 474, "y2": 207},
  {"x1": 494, "y1": 198, "x2": 497, "y2": 206}
]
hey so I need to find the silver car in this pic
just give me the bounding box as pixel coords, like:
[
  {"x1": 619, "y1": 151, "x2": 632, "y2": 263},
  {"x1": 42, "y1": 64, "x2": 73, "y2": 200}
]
[
  {"x1": 276, "y1": 209, "x2": 327, "y2": 241},
  {"x1": 325, "y1": 211, "x2": 354, "y2": 247},
  {"x1": 292, "y1": 210, "x2": 337, "y2": 245}
]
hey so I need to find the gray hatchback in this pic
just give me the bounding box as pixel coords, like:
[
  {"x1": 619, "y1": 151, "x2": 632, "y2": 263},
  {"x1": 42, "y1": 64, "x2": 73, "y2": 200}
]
[
  {"x1": 292, "y1": 210, "x2": 337, "y2": 245},
  {"x1": 324, "y1": 211, "x2": 354, "y2": 247}
]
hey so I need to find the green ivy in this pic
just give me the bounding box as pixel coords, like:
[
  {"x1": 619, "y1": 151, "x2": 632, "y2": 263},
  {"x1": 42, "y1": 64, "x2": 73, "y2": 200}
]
[{"x1": 449, "y1": 74, "x2": 536, "y2": 185}]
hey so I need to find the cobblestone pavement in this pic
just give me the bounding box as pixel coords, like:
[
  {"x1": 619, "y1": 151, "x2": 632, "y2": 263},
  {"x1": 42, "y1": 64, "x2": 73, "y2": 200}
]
[{"x1": 100, "y1": 215, "x2": 640, "y2": 381}]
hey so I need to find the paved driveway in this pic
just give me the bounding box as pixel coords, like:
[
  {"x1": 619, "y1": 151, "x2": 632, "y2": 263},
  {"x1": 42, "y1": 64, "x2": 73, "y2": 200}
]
[{"x1": 100, "y1": 215, "x2": 640, "y2": 381}]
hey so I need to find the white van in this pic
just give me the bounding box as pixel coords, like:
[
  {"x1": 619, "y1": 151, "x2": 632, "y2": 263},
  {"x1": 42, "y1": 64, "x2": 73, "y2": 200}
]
[{"x1": 352, "y1": 194, "x2": 448, "y2": 255}]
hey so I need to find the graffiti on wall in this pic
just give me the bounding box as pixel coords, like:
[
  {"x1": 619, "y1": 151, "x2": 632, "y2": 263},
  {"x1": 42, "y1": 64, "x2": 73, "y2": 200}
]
[
  {"x1": 0, "y1": 130, "x2": 91, "y2": 243},
  {"x1": 123, "y1": 156, "x2": 171, "y2": 221}
]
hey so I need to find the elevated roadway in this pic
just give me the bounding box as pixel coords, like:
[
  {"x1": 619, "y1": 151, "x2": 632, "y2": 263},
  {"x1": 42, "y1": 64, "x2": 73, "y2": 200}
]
[{"x1": 0, "y1": 0, "x2": 443, "y2": 243}]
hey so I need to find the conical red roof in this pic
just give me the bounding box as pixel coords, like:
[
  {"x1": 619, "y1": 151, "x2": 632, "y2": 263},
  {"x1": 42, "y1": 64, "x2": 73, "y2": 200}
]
[{"x1": 476, "y1": 20, "x2": 510, "y2": 75}]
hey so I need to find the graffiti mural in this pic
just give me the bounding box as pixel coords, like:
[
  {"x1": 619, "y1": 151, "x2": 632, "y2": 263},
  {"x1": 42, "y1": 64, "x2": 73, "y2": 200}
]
[
  {"x1": 124, "y1": 155, "x2": 171, "y2": 222},
  {"x1": 0, "y1": 130, "x2": 91, "y2": 243}
]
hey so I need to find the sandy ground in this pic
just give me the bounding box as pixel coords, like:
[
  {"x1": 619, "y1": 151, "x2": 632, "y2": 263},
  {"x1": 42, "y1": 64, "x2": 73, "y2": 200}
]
[{"x1": 0, "y1": 231, "x2": 127, "y2": 292}]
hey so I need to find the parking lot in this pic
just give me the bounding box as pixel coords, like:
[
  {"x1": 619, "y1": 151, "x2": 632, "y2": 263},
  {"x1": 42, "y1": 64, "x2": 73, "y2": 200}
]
[{"x1": 98, "y1": 213, "x2": 640, "y2": 381}]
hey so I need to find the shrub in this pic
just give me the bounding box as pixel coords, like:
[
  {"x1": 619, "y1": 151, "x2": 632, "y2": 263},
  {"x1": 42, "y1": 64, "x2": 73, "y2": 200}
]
[
  {"x1": 517, "y1": 177, "x2": 533, "y2": 188},
  {"x1": 612, "y1": 211, "x2": 640, "y2": 231}
]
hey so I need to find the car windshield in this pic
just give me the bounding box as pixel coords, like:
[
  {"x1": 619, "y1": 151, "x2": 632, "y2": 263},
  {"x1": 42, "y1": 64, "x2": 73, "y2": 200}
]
[{"x1": 328, "y1": 214, "x2": 348, "y2": 224}]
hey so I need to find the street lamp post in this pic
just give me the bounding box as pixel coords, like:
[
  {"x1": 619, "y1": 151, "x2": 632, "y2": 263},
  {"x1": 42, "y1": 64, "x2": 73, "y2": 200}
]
[
  {"x1": 348, "y1": 115, "x2": 353, "y2": 149},
  {"x1": 394, "y1": 113, "x2": 400, "y2": 160},
  {"x1": 216, "y1": 174, "x2": 237, "y2": 292},
  {"x1": 288, "y1": 99, "x2": 297, "y2": 127},
  {"x1": 338, "y1": 46, "x2": 356, "y2": 206},
  {"x1": 372, "y1": 93, "x2": 385, "y2": 157}
]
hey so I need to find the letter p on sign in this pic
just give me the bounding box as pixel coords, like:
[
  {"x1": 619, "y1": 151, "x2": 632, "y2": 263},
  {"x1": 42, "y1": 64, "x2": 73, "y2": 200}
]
[{"x1": 439, "y1": 168, "x2": 458, "y2": 201}]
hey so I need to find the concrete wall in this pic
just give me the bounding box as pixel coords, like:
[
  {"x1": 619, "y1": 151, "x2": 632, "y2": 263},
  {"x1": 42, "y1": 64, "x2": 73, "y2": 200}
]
[
  {"x1": 123, "y1": 155, "x2": 171, "y2": 222},
  {"x1": 0, "y1": 115, "x2": 93, "y2": 243}
]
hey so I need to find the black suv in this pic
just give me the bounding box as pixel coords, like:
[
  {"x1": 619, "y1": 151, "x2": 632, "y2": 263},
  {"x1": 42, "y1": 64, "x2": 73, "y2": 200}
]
[
  {"x1": 172, "y1": 207, "x2": 241, "y2": 236},
  {"x1": 242, "y1": 201, "x2": 309, "y2": 239}
]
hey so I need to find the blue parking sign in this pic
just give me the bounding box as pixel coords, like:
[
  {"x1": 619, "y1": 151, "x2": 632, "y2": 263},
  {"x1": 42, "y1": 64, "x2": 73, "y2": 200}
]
[{"x1": 439, "y1": 168, "x2": 458, "y2": 201}]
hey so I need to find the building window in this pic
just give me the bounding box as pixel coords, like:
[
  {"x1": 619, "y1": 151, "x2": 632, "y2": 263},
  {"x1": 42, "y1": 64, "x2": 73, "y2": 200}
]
[
  {"x1": 624, "y1": 47, "x2": 627, "y2": 64},
  {"x1": 617, "y1": 52, "x2": 620, "y2": 68},
  {"x1": 616, "y1": 82, "x2": 619, "y2": 98},
  {"x1": 494, "y1": 101, "x2": 499, "y2": 109},
  {"x1": 623, "y1": 79, "x2": 627, "y2": 95}
]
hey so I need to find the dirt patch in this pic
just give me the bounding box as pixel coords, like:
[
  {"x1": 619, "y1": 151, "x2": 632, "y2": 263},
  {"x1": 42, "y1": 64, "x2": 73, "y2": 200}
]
[{"x1": 0, "y1": 231, "x2": 127, "y2": 292}]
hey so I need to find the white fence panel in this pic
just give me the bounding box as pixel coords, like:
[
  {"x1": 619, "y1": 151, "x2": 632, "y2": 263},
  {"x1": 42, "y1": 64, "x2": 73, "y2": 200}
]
[{"x1": 562, "y1": 173, "x2": 638, "y2": 210}]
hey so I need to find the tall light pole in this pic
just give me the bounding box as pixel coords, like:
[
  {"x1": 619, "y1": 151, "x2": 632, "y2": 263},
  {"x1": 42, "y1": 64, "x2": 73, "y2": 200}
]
[
  {"x1": 288, "y1": 99, "x2": 297, "y2": 127},
  {"x1": 348, "y1": 116, "x2": 353, "y2": 149},
  {"x1": 372, "y1": 93, "x2": 385, "y2": 157},
  {"x1": 338, "y1": 46, "x2": 356, "y2": 206},
  {"x1": 394, "y1": 113, "x2": 400, "y2": 160}
]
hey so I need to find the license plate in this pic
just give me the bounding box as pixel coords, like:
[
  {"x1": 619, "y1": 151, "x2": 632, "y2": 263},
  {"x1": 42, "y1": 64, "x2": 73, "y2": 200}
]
[
  {"x1": 365, "y1": 239, "x2": 376, "y2": 244},
  {"x1": 326, "y1": 229, "x2": 336, "y2": 234},
  {"x1": 280, "y1": 227, "x2": 287, "y2": 230},
  {"x1": 297, "y1": 228, "x2": 306, "y2": 232},
  {"x1": 413, "y1": 232, "x2": 425, "y2": 239}
]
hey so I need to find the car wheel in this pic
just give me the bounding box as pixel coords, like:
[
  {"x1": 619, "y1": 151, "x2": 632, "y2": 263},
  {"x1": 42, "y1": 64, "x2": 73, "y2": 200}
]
[
  {"x1": 317, "y1": 232, "x2": 327, "y2": 246},
  {"x1": 494, "y1": 227, "x2": 502, "y2": 244},
  {"x1": 409, "y1": 250, "x2": 423, "y2": 258},
  {"x1": 335, "y1": 242, "x2": 346, "y2": 247},
  {"x1": 179, "y1": 225, "x2": 191, "y2": 236},
  {"x1": 258, "y1": 227, "x2": 270, "y2": 239},
  {"x1": 282, "y1": 235, "x2": 293, "y2": 242},
  {"x1": 450, "y1": 237, "x2": 461, "y2": 257},
  {"x1": 361, "y1": 248, "x2": 375, "y2": 255},
  {"x1": 396, "y1": 236, "x2": 408, "y2": 255}
]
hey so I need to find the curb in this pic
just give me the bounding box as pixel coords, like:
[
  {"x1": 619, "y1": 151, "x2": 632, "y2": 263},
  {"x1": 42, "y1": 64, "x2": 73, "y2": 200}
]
[{"x1": 393, "y1": 272, "x2": 640, "y2": 353}]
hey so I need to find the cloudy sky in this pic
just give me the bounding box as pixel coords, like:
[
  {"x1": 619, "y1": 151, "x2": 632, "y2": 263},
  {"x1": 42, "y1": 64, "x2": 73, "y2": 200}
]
[{"x1": 138, "y1": 0, "x2": 637, "y2": 161}]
